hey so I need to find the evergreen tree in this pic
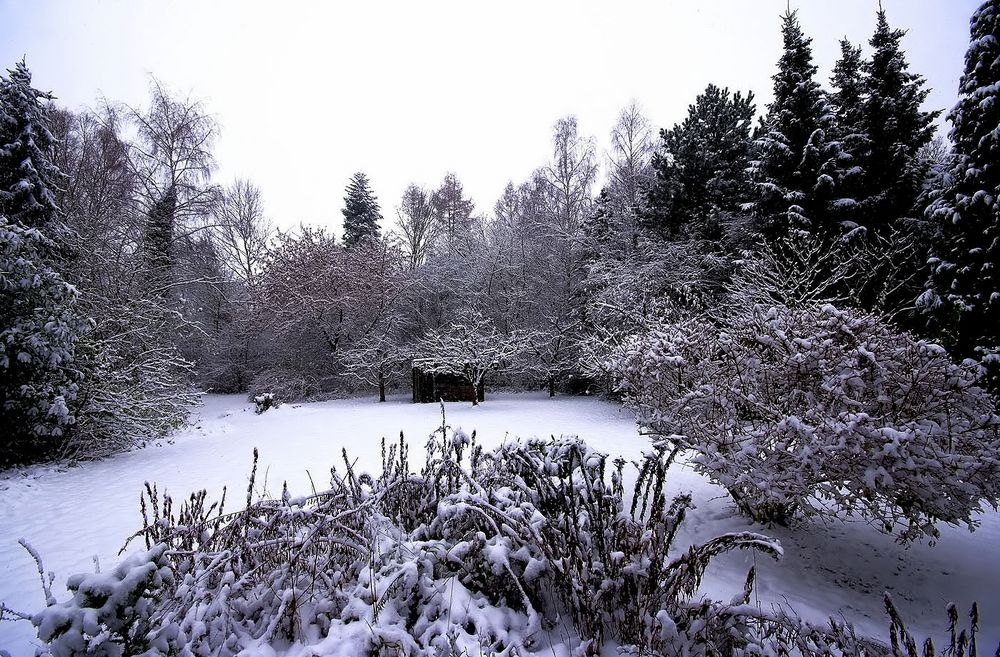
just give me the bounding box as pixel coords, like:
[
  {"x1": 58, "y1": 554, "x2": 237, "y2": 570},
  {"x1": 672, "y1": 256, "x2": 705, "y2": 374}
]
[
  {"x1": 581, "y1": 188, "x2": 615, "y2": 259},
  {"x1": 646, "y1": 84, "x2": 755, "y2": 239},
  {"x1": 0, "y1": 61, "x2": 89, "y2": 465},
  {"x1": 142, "y1": 185, "x2": 178, "y2": 291},
  {"x1": 829, "y1": 39, "x2": 867, "y2": 225},
  {"x1": 0, "y1": 217, "x2": 90, "y2": 466},
  {"x1": 921, "y1": 0, "x2": 1000, "y2": 379},
  {"x1": 0, "y1": 59, "x2": 64, "y2": 238},
  {"x1": 341, "y1": 171, "x2": 382, "y2": 246},
  {"x1": 750, "y1": 11, "x2": 840, "y2": 238},
  {"x1": 831, "y1": 40, "x2": 865, "y2": 136},
  {"x1": 859, "y1": 9, "x2": 939, "y2": 229}
]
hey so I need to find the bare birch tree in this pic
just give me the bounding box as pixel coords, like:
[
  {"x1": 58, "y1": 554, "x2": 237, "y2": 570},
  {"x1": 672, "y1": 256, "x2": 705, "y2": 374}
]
[
  {"x1": 607, "y1": 101, "x2": 655, "y2": 215},
  {"x1": 212, "y1": 178, "x2": 273, "y2": 292}
]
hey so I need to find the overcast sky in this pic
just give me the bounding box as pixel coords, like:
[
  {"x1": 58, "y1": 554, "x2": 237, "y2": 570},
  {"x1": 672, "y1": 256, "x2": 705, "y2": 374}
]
[{"x1": 0, "y1": 0, "x2": 980, "y2": 234}]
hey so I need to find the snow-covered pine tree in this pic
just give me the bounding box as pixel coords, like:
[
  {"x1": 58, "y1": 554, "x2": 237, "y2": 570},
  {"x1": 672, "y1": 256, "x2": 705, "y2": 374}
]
[
  {"x1": 831, "y1": 40, "x2": 865, "y2": 139},
  {"x1": 922, "y1": 0, "x2": 1000, "y2": 382},
  {"x1": 646, "y1": 84, "x2": 755, "y2": 239},
  {"x1": 581, "y1": 188, "x2": 615, "y2": 257},
  {"x1": 859, "y1": 8, "x2": 939, "y2": 229},
  {"x1": 341, "y1": 171, "x2": 382, "y2": 246},
  {"x1": 0, "y1": 217, "x2": 90, "y2": 466},
  {"x1": 750, "y1": 11, "x2": 840, "y2": 239},
  {"x1": 0, "y1": 61, "x2": 91, "y2": 466},
  {"x1": 829, "y1": 39, "x2": 867, "y2": 227},
  {"x1": 0, "y1": 60, "x2": 65, "y2": 239}
]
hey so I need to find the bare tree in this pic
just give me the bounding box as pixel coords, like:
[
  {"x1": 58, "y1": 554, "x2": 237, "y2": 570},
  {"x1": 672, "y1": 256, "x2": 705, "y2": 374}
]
[
  {"x1": 417, "y1": 320, "x2": 525, "y2": 406},
  {"x1": 607, "y1": 101, "x2": 655, "y2": 214},
  {"x1": 260, "y1": 230, "x2": 412, "y2": 394},
  {"x1": 477, "y1": 182, "x2": 533, "y2": 333},
  {"x1": 50, "y1": 108, "x2": 139, "y2": 276},
  {"x1": 728, "y1": 232, "x2": 856, "y2": 309},
  {"x1": 431, "y1": 172, "x2": 476, "y2": 250},
  {"x1": 395, "y1": 184, "x2": 437, "y2": 270},
  {"x1": 497, "y1": 119, "x2": 598, "y2": 395},
  {"x1": 544, "y1": 116, "x2": 597, "y2": 236},
  {"x1": 728, "y1": 229, "x2": 926, "y2": 319},
  {"x1": 340, "y1": 329, "x2": 408, "y2": 402},
  {"x1": 492, "y1": 182, "x2": 521, "y2": 232},
  {"x1": 212, "y1": 179, "x2": 273, "y2": 292},
  {"x1": 123, "y1": 78, "x2": 218, "y2": 249}
]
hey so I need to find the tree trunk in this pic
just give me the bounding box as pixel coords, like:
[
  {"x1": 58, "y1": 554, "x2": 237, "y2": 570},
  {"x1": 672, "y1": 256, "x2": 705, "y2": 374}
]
[
  {"x1": 378, "y1": 371, "x2": 386, "y2": 402},
  {"x1": 548, "y1": 376, "x2": 556, "y2": 398}
]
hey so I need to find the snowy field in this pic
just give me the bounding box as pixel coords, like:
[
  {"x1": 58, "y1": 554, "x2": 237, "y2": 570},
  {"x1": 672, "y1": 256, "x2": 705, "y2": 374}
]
[{"x1": 1, "y1": 392, "x2": 998, "y2": 655}]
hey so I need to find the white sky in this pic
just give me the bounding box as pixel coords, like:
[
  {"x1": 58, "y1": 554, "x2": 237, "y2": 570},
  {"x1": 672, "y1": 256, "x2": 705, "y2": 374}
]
[{"x1": 0, "y1": 0, "x2": 980, "y2": 234}]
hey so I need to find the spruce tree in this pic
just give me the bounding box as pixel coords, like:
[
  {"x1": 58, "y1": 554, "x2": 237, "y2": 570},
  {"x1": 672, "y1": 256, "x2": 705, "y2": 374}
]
[
  {"x1": 0, "y1": 59, "x2": 64, "y2": 238},
  {"x1": 581, "y1": 188, "x2": 615, "y2": 256},
  {"x1": 829, "y1": 39, "x2": 867, "y2": 226},
  {"x1": 859, "y1": 9, "x2": 939, "y2": 229},
  {"x1": 0, "y1": 218, "x2": 89, "y2": 465},
  {"x1": 341, "y1": 171, "x2": 382, "y2": 246},
  {"x1": 143, "y1": 185, "x2": 178, "y2": 292},
  {"x1": 922, "y1": 0, "x2": 1000, "y2": 377},
  {"x1": 831, "y1": 40, "x2": 865, "y2": 137},
  {"x1": 646, "y1": 84, "x2": 755, "y2": 239},
  {"x1": 751, "y1": 11, "x2": 840, "y2": 238},
  {"x1": 0, "y1": 61, "x2": 89, "y2": 465}
]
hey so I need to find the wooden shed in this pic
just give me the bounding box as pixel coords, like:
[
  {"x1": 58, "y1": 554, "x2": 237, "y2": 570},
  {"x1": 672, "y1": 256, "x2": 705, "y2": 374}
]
[{"x1": 411, "y1": 360, "x2": 485, "y2": 403}]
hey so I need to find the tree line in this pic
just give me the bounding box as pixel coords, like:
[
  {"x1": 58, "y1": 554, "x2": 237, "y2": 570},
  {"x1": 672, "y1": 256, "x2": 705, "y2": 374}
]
[{"x1": 2, "y1": 3, "x2": 999, "y2": 473}]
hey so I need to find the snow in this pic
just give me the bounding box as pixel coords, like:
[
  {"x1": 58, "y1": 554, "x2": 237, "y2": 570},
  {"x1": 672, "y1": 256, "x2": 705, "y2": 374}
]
[{"x1": 1, "y1": 392, "x2": 999, "y2": 655}]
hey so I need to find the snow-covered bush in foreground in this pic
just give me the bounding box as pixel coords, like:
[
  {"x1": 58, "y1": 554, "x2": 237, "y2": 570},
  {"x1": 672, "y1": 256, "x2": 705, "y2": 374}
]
[
  {"x1": 19, "y1": 416, "x2": 840, "y2": 657},
  {"x1": 615, "y1": 303, "x2": 1000, "y2": 541}
]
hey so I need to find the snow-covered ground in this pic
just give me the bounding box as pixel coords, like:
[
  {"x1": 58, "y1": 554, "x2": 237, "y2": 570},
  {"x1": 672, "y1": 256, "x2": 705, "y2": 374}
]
[{"x1": 1, "y1": 392, "x2": 998, "y2": 655}]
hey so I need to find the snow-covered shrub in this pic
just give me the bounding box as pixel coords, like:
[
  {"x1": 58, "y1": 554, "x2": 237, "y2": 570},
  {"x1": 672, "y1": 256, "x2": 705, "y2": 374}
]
[
  {"x1": 25, "y1": 417, "x2": 858, "y2": 657},
  {"x1": 253, "y1": 392, "x2": 275, "y2": 414},
  {"x1": 883, "y1": 595, "x2": 988, "y2": 657},
  {"x1": 63, "y1": 297, "x2": 197, "y2": 460},
  {"x1": 32, "y1": 545, "x2": 174, "y2": 657},
  {"x1": 615, "y1": 303, "x2": 1000, "y2": 541},
  {"x1": 729, "y1": 229, "x2": 929, "y2": 320}
]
